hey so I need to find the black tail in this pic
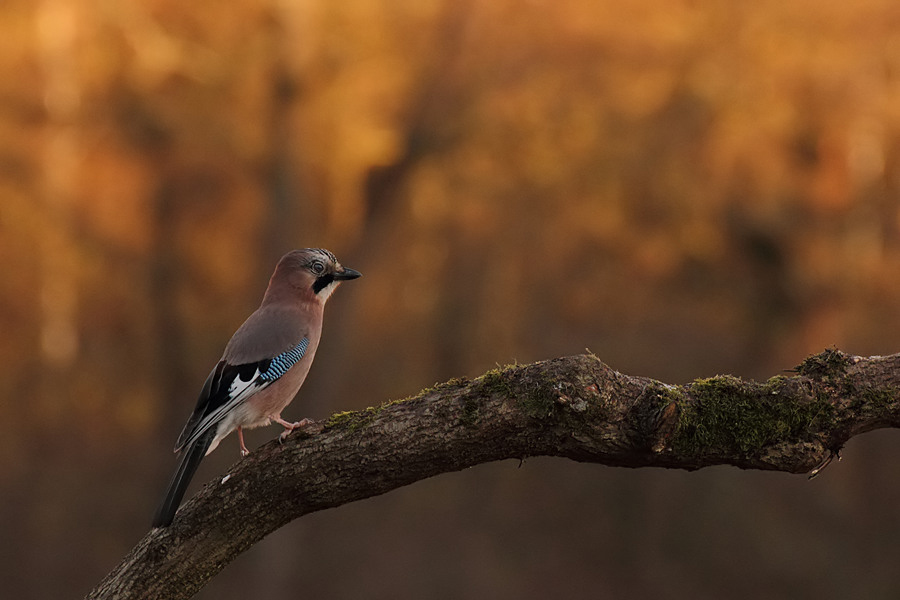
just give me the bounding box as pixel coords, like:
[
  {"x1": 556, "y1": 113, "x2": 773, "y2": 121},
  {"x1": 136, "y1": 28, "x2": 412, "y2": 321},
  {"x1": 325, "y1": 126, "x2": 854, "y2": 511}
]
[{"x1": 152, "y1": 431, "x2": 215, "y2": 528}]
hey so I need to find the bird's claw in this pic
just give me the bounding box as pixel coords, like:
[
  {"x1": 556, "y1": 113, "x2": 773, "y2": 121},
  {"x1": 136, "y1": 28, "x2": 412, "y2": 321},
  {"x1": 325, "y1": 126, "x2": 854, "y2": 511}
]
[
  {"x1": 238, "y1": 426, "x2": 250, "y2": 457},
  {"x1": 278, "y1": 418, "x2": 313, "y2": 444}
]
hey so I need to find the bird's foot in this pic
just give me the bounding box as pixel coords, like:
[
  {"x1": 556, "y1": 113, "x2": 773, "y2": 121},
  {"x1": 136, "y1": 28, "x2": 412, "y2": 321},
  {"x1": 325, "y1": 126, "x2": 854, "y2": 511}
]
[
  {"x1": 238, "y1": 426, "x2": 250, "y2": 457},
  {"x1": 274, "y1": 416, "x2": 313, "y2": 443}
]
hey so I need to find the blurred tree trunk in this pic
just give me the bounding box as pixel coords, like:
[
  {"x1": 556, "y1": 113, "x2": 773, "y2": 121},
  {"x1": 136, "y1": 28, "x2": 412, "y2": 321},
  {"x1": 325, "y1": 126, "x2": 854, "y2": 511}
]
[
  {"x1": 261, "y1": 49, "x2": 303, "y2": 270},
  {"x1": 149, "y1": 183, "x2": 191, "y2": 428},
  {"x1": 359, "y1": 0, "x2": 473, "y2": 378},
  {"x1": 33, "y1": 3, "x2": 81, "y2": 599},
  {"x1": 363, "y1": 0, "x2": 469, "y2": 223},
  {"x1": 87, "y1": 349, "x2": 900, "y2": 600},
  {"x1": 36, "y1": 0, "x2": 80, "y2": 378}
]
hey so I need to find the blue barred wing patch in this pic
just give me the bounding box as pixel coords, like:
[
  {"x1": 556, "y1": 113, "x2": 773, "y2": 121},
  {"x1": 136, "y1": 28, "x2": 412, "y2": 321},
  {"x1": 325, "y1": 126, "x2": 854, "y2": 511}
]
[{"x1": 259, "y1": 338, "x2": 309, "y2": 382}]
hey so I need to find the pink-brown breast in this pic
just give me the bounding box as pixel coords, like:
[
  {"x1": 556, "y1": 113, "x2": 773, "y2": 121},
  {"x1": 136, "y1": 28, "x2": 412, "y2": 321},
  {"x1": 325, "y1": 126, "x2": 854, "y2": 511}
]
[{"x1": 240, "y1": 345, "x2": 319, "y2": 429}]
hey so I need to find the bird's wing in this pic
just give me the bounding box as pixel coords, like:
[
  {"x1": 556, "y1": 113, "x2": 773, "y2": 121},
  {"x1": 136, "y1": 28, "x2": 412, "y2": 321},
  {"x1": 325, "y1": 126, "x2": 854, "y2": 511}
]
[{"x1": 174, "y1": 337, "x2": 310, "y2": 452}]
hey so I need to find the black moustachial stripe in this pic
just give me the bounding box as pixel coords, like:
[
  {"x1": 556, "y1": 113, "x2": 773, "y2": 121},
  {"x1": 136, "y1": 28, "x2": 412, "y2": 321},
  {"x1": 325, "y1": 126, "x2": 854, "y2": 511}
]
[{"x1": 312, "y1": 273, "x2": 334, "y2": 294}]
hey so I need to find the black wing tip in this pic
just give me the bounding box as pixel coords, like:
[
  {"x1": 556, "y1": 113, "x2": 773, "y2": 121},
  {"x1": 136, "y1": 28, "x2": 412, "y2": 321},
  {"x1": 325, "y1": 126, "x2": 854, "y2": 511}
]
[{"x1": 151, "y1": 510, "x2": 175, "y2": 529}]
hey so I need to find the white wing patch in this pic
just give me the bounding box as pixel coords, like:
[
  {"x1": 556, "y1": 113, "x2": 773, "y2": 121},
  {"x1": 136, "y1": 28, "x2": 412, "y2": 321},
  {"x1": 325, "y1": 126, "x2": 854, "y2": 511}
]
[
  {"x1": 183, "y1": 371, "x2": 271, "y2": 450},
  {"x1": 229, "y1": 368, "x2": 262, "y2": 396}
]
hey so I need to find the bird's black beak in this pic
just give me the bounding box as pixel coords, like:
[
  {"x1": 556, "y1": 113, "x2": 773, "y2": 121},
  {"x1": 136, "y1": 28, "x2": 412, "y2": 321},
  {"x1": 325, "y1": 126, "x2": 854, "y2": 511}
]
[{"x1": 334, "y1": 267, "x2": 362, "y2": 281}]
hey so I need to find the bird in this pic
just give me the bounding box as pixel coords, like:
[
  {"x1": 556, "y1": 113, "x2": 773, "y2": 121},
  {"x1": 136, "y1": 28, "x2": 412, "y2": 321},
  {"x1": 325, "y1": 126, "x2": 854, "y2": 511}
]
[{"x1": 152, "y1": 248, "x2": 361, "y2": 528}]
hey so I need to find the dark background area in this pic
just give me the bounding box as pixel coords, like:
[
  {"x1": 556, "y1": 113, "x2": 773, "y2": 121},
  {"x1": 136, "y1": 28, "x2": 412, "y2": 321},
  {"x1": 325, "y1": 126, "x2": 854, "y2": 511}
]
[{"x1": 2, "y1": 1, "x2": 900, "y2": 598}]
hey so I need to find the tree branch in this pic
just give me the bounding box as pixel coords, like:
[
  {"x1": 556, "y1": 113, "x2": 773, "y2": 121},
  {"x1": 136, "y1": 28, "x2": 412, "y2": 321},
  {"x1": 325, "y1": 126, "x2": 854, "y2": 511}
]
[{"x1": 87, "y1": 349, "x2": 900, "y2": 599}]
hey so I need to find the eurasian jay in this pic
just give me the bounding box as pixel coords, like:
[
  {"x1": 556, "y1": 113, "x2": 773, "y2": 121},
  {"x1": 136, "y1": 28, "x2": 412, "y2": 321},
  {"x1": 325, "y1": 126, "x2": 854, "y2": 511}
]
[{"x1": 152, "y1": 248, "x2": 361, "y2": 528}]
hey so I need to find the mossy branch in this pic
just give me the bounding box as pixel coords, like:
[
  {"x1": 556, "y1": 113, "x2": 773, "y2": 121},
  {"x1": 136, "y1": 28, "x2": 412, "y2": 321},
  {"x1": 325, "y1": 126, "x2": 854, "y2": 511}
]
[{"x1": 87, "y1": 349, "x2": 900, "y2": 600}]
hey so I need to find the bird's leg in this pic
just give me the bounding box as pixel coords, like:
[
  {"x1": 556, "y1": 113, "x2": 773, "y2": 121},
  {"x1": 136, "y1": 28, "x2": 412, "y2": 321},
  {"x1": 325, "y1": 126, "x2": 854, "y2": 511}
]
[
  {"x1": 237, "y1": 426, "x2": 250, "y2": 457},
  {"x1": 272, "y1": 415, "x2": 313, "y2": 443}
]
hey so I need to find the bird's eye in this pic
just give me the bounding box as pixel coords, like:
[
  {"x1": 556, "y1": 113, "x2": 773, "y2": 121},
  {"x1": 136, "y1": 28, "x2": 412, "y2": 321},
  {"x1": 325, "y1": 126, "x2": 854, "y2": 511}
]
[{"x1": 310, "y1": 260, "x2": 326, "y2": 274}]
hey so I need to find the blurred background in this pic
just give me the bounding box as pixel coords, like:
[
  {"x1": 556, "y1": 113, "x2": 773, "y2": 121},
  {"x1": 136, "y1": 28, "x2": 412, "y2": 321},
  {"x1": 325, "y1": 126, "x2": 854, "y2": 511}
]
[{"x1": 2, "y1": 0, "x2": 900, "y2": 598}]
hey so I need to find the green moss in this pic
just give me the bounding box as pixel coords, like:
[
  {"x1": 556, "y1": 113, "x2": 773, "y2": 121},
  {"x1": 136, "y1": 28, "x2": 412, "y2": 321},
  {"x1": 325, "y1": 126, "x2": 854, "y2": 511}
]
[
  {"x1": 459, "y1": 393, "x2": 481, "y2": 427},
  {"x1": 440, "y1": 377, "x2": 470, "y2": 389},
  {"x1": 796, "y1": 348, "x2": 851, "y2": 379},
  {"x1": 671, "y1": 374, "x2": 834, "y2": 456},
  {"x1": 469, "y1": 363, "x2": 560, "y2": 420},
  {"x1": 402, "y1": 377, "x2": 472, "y2": 404},
  {"x1": 478, "y1": 366, "x2": 516, "y2": 397},
  {"x1": 326, "y1": 376, "x2": 480, "y2": 431},
  {"x1": 763, "y1": 374, "x2": 788, "y2": 389},
  {"x1": 423, "y1": 377, "x2": 470, "y2": 395},
  {"x1": 324, "y1": 408, "x2": 373, "y2": 431},
  {"x1": 517, "y1": 371, "x2": 561, "y2": 419},
  {"x1": 862, "y1": 386, "x2": 895, "y2": 406},
  {"x1": 325, "y1": 410, "x2": 356, "y2": 428},
  {"x1": 324, "y1": 401, "x2": 398, "y2": 432},
  {"x1": 859, "y1": 385, "x2": 898, "y2": 418}
]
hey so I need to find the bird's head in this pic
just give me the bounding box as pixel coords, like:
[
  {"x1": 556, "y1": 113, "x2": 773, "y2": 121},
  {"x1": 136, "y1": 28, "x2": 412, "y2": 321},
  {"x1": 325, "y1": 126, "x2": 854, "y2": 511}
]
[{"x1": 268, "y1": 248, "x2": 361, "y2": 305}]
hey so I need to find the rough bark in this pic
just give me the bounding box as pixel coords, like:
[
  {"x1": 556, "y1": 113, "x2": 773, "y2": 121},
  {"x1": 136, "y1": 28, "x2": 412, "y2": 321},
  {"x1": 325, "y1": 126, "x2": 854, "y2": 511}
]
[{"x1": 87, "y1": 349, "x2": 900, "y2": 599}]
